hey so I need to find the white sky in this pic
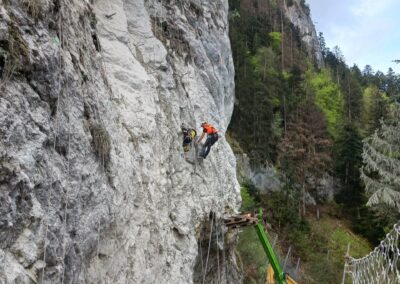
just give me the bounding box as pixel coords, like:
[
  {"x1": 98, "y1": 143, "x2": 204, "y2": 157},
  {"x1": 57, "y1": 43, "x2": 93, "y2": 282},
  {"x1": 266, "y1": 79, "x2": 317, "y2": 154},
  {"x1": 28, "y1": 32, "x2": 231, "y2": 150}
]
[{"x1": 307, "y1": 0, "x2": 400, "y2": 74}]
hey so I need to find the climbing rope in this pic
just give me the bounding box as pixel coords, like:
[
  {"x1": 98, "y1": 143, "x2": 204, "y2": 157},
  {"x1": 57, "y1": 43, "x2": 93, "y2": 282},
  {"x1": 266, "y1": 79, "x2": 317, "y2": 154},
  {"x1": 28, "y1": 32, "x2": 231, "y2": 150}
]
[
  {"x1": 202, "y1": 213, "x2": 214, "y2": 284},
  {"x1": 60, "y1": 98, "x2": 71, "y2": 284},
  {"x1": 222, "y1": 221, "x2": 227, "y2": 284},
  {"x1": 41, "y1": 6, "x2": 63, "y2": 283},
  {"x1": 199, "y1": 222, "x2": 205, "y2": 279},
  {"x1": 346, "y1": 221, "x2": 400, "y2": 284},
  {"x1": 60, "y1": 18, "x2": 72, "y2": 284},
  {"x1": 216, "y1": 220, "x2": 220, "y2": 283},
  {"x1": 96, "y1": 218, "x2": 101, "y2": 283}
]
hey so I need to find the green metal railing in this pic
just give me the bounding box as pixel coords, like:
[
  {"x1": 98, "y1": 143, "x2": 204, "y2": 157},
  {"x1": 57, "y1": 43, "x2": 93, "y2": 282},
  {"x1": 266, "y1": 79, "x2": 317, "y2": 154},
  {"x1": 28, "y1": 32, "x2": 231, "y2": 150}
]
[{"x1": 255, "y1": 209, "x2": 286, "y2": 284}]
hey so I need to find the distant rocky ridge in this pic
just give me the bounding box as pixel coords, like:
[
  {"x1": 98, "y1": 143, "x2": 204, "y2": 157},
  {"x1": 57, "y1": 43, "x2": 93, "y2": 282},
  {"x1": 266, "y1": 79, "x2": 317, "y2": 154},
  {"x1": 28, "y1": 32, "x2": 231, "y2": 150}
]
[{"x1": 284, "y1": 0, "x2": 324, "y2": 68}]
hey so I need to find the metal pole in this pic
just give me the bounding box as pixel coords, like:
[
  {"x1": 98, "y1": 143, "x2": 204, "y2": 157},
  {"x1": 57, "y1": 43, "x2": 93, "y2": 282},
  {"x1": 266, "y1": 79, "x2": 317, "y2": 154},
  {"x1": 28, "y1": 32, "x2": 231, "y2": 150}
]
[
  {"x1": 255, "y1": 209, "x2": 286, "y2": 284},
  {"x1": 342, "y1": 243, "x2": 351, "y2": 284},
  {"x1": 295, "y1": 258, "x2": 300, "y2": 275},
  {"x1": 272, "y1": 235, "x2": 278, "y2": 249},
  {"x1": 283, "y1": 246, "x2": 292, "y2": 271}
]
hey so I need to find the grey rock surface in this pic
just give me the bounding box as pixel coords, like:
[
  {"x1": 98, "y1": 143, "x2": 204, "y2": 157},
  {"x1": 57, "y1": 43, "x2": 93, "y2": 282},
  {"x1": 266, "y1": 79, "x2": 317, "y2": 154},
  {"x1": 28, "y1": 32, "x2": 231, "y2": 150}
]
[
  {"x1": 0, "y1": 0, "x2": 241, "y2": 283},
  {"x1": 236, "y1": 154, "x2": 281, "y2": 193},
  {"x1": 284, "y1": 0, "x2": 324, "y2": 68}
]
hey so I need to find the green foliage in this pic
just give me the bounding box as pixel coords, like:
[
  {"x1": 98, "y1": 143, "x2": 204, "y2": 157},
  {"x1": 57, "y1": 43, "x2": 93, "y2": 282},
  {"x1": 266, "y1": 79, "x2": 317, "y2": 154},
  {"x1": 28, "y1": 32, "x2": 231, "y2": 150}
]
[
  {"x1": 268, "y1": 32, "x2": 282, "y2": 52},
  {"x1": 241, "y1": 185, "x2": 256, "y2": 211},
  {"x1": 308, "y1": 69, "x2": 343, "y2": 138},
  {"x1": 334, "y1": 123, "x2": 363, "y2": 188},
  {"x1": 361, "y1": 86, "x2": 389, "y2": 136},
  {"x1": 237, "y1": 227, "x2": 268, "y2": 283},
  {"x1": 271, "y1": 112, "x2": 283, "y2": 139},
  {"x1": 229, "y1": 9, "x2": 240, "y2": 21},
  {"x1": 333, "y1": 123, "x2": 386, "y2": 244},
  {"x1": 228, "y1": 0, "x2": 310, "y2": 164},
  {"x1": 361, "y1": 105, "x2": 400, "y2": 210},
  {"x1": 238, "y1": 184, "x2": 266, "y2": 283},
  {"x1": 301, "y1": 217, "x2": 371, "y2": 283},
  {"x1": 226, "y1": 132, "x2": 244, "y2": 154},
  {"x1": 250, "y1": 47, "x2": 278, "y2": 78},
  {"x1": 258, "y1": 190, "x2": 372, "y2": 283},
  {"x1": 352, "y1": 204, "x2": 388, "y2": 244},
  {"x1": 228, "y1": 1, "x2": 400, "y2": 281}
]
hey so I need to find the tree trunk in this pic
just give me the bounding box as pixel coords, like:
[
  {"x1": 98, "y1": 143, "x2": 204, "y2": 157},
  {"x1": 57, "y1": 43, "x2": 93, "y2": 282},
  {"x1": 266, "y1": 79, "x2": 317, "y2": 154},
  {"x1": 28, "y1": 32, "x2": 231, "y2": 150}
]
[
  {"x1": 244, "y1": 41, "x2": 247, "y2": 78},
  {"x1": 280, "y1": 9, "x2": 284, "y2": 71},
  {"x1": 283, "y1": 94, "x2": 287, "y2": 135},
  {"x1": 290, "y1": 30, "x2": 293, "y2": 68},
  {"x1": 347, "y1": 77, "x2": 352, "y2": 122},
  {"x1": 336, "y1": 66, "x2": 339, "y2": 85},
  {"x1": 263, "y1": 54, "x2": 267, "y2": 81},
  {"x1": 302, "y1": 182, "x2": 306, "y2": 216}
]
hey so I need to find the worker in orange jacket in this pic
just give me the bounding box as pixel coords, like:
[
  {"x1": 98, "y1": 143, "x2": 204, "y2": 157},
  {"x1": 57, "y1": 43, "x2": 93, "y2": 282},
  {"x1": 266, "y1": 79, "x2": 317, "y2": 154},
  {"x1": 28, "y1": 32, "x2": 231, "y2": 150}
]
[{"x1": 197, "y1": 122, "x2": 218, "y2": 159}]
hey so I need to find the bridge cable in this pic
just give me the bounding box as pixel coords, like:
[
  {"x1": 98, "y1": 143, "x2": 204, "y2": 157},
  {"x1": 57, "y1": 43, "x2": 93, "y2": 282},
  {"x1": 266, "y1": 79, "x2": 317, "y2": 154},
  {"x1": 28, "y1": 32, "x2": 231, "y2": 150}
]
[{"x1": 346, "y1": 221, "x2": 400, "y2": 283}]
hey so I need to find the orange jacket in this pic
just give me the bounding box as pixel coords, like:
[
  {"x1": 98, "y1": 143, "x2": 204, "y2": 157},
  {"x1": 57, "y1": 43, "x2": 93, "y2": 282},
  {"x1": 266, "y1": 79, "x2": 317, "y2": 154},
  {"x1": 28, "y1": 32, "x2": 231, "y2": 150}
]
[{"x1": 202, "y1": 123, "x2": 218, "y2": 135}]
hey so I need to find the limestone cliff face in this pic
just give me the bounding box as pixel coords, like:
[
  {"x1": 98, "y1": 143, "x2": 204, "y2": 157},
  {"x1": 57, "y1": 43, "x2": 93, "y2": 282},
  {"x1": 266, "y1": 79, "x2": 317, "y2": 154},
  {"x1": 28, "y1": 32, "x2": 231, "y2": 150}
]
[
  {"x1": 284, "y1": 0, "x2": 324, "y2": 68},
  {"x1": 0, "y1": 0, "x2": 241, "y2": 283}
]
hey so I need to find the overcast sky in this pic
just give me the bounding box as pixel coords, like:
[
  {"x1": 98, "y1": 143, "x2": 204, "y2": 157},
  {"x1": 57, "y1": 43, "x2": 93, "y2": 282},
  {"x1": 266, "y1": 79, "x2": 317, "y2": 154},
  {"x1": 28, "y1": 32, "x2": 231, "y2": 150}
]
[{"x1": 307, "y1": 0, "x2": 400, "y2": 74}]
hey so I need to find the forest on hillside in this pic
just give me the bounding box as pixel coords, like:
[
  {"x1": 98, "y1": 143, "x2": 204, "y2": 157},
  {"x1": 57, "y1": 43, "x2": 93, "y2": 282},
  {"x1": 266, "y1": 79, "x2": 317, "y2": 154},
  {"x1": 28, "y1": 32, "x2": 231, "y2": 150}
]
[{"x1": 226, "y1": 0, "x2": 400, "y2": 282}]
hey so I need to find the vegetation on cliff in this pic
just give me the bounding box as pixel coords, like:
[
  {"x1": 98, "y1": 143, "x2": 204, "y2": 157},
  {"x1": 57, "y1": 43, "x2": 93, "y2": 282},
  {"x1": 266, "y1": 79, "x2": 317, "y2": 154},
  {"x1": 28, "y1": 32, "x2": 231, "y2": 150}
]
[{"x1": 227, "y1": 0, "x2": 400, "y2": 282}]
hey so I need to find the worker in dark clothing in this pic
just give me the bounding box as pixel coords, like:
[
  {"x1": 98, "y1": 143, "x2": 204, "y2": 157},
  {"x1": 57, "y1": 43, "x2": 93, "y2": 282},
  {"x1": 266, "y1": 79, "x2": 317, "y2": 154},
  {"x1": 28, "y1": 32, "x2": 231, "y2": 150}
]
[
  {"x1": 181, "y1": 124, "x2": 197, "y2": 153},
  {"x1": 197, "y1": 122, "x2": 218, "y2": 159}
]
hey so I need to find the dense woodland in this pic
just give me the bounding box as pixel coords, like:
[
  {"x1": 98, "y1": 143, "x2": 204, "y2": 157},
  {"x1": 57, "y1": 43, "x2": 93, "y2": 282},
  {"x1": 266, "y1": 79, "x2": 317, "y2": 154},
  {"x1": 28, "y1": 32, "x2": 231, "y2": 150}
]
[{"x1": 227, "y1": 0, "x2": 400, "y2": 282}]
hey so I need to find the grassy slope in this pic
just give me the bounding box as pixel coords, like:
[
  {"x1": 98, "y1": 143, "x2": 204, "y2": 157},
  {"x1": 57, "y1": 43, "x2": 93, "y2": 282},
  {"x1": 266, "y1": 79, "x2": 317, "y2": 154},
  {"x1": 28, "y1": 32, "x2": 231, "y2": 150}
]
[
  {"x1": 301, "y1": 213, "x2": 372, "y2": 283},
  {"x1": 236, "y1": 204, "x2": 372, "y2": 283}
]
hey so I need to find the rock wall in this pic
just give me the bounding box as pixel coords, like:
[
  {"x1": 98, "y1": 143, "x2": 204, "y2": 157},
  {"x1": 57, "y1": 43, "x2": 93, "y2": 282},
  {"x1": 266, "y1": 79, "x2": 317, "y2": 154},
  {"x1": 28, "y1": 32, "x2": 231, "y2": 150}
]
[
  {"x1": 0, "y1": 0, "x2": 241, "y2": 283},
  {"x1": 236, "y1": 154, "x2": 281, "y2": 193},
  {"x1": 284, "y1": 0, "x2": 324, "y2": 68}
]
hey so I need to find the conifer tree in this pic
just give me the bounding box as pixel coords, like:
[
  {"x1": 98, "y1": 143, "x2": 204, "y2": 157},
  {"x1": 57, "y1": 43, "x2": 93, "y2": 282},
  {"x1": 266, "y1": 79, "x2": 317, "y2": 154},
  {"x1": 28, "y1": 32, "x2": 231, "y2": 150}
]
[
  {"x1": 361, "y1": 86, "x2": 388, "y2": 136},
  {"x1": 361, "y1": 105, "x2": 400, "y2": 210},
  {"x1": 335, "y1": 123, "x2": 363, "y2": 189},
  {"x1": 278, "y1": 100, "x2": 331, "y2": 214}
]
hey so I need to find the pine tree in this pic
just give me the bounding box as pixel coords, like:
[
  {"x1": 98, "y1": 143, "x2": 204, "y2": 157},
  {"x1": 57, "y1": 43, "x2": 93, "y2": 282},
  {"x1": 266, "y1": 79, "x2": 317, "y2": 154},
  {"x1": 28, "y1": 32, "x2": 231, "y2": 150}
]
[
  {"x1": 335, "y1": 123, "x2": 363, "y2": 188},
  {"x1": 278, "y1": 100, "x2": 332, "y2": 214},
  {"x1": 361, "y1": 86, "x2": 389, "y2": 136},
  {"x1": 361, "y1": 105, "x2": 400, "y2": 210}
]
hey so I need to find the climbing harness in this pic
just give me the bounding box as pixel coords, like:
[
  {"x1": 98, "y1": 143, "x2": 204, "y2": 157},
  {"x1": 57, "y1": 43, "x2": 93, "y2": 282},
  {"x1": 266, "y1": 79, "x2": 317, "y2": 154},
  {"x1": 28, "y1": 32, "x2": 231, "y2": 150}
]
[{"x1": 182, "y1": 127, "x2": 197, "y2": 152}]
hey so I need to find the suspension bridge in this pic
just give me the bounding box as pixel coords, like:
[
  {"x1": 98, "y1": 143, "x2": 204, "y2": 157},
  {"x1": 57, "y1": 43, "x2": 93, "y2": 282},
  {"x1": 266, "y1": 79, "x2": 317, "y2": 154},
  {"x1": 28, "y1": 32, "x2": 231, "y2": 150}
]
[{"x1": 343, "y1": 222, "x2": 400, "y2": 284}]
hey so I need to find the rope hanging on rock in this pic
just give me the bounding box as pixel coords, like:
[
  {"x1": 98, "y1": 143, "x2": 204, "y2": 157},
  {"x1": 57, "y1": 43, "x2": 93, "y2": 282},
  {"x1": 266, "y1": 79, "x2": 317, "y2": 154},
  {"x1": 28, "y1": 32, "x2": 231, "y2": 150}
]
[
  {"x1": 202, "y1": 212, "x2": 215, "y2": 284},
  {"x1": 216, "y1": 219, "x2": 220, "y2": 283},
  {"x1": 61, "y1": 20, "x2": 72, "y2": 284}
]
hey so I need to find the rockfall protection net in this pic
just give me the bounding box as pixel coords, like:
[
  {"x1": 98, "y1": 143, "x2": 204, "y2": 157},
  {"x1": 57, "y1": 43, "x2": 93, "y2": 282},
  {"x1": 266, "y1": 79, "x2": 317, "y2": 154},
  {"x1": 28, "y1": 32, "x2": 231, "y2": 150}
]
[{"x1": 346, "y1": 222, "x2": 400, "y2": 284}]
